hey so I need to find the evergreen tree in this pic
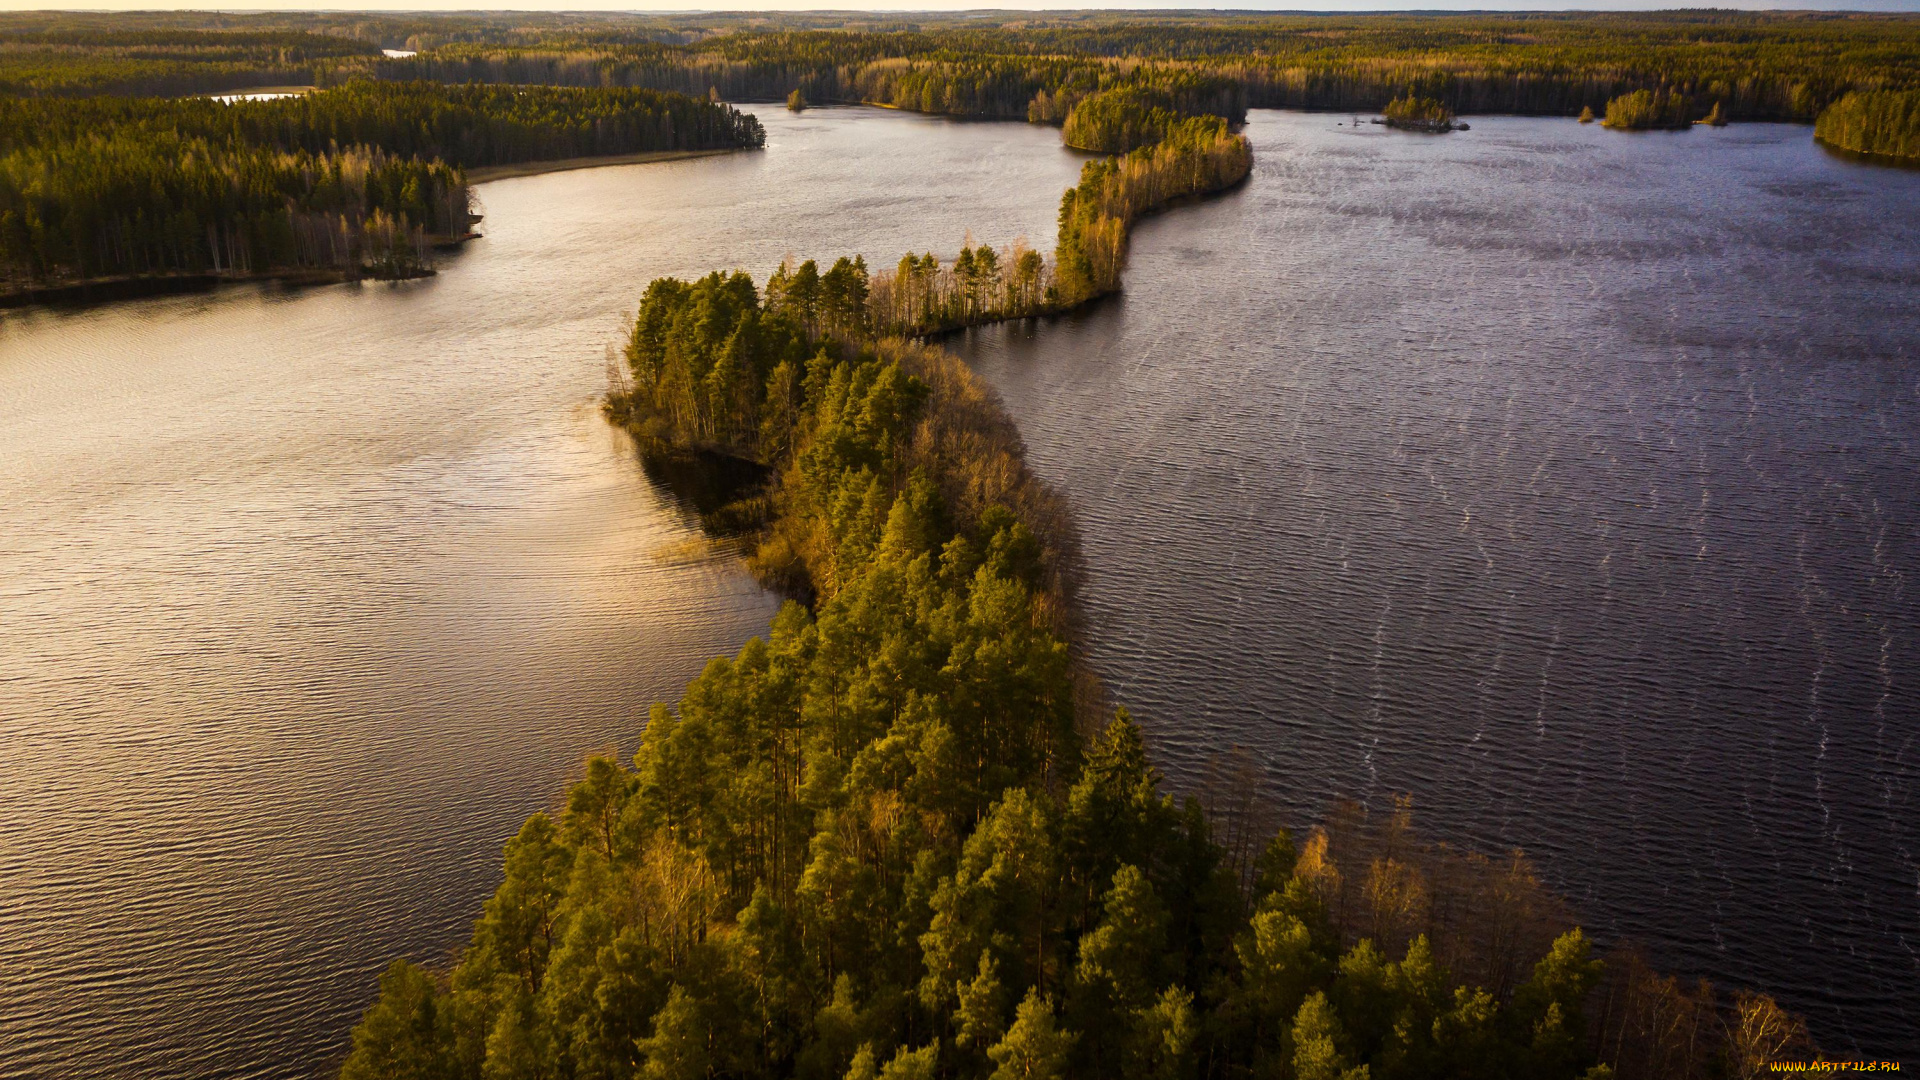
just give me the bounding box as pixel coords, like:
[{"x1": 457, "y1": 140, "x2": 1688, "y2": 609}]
[
  {"x1": 986, "y1": 989, "x2": 1074, "y2": 1080},
  {"x1": 341, "y1": 960, "x2": 447, "y2": 1080},
  {"x1": 1292, "y1": 991, "x2": 1369, "y2": 1080}
]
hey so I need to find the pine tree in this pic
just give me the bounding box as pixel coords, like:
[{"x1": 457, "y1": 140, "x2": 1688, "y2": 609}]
[
  {"x1": 637, "y1": 987, "x2": 710, "y2": 1080},
  {"x1": 341, "y1": 960, "x2": 447, "y2": 1080},
  {"x1": 987, "y1": 989, "x2": 1075, "y2": 1080},
  {"x1": 1292, "y1": 991, "x2": 1369, "y2": 1080}
]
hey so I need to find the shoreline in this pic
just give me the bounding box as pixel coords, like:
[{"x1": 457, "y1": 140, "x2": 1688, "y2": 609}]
[
  {"x1": 465, "y1": 148, "x2": 738, "y2": 183},
  {"x1": 0, "y1": 258, "x2": 453, "y2": 310},
  {"x1": 0, "y1": 267, "x2": 350, "y2": 309}
]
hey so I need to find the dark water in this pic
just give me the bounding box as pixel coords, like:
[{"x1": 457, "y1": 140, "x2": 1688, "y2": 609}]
[
  {"x1": 958, "y1": 111, "x2": 1920, "y2": 1057},
  {"x1": 0, "y1": 106, "x2": 1083, "y2": 1080}
]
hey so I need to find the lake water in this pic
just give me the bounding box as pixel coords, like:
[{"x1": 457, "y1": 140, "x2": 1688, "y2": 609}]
[
  {"x1": 0, "y1": 104, "x2": 1913, "y2": 1075},
  {"x1": 959, "y1": 111, "x2": 1920, "y2": 1058},
  {"x1": 0, "y1": 106, "x2": 1083, "y2": 1080}
]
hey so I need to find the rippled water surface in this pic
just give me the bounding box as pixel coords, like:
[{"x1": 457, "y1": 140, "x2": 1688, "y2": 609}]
[
  {"x1": 0, "y1": 106, "x2": 1084, "y2": 1080},
  {"x1": 959, "y1": 111, "x2": 1920, "y2": 1057}
]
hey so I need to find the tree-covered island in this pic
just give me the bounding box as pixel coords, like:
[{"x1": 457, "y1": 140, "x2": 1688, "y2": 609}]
[{"x1": 1379, "y1": 98, "x2": 1457, "y2": 133}]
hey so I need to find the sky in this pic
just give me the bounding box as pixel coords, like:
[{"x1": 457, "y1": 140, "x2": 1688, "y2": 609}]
[{"x1": 4, "y1": 0, "x2": 1917, "y2": 9}]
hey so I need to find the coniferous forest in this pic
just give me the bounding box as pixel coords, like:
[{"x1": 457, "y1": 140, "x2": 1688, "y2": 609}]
[
  {"x1": 283, "y1": 12, "x2": 1917, "y2": 124},
  {"x1": 1813, "y1": 89, "x2": 1920, "y2": 160},
  {"x1": 3, "y1": 11, "x2": 1916, "y2": 120},
  {"x1": 0, "y1": 81, "x2": 762, "y2": 294}
]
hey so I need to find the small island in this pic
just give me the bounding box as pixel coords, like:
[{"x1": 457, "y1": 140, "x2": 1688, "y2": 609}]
[
  {"x1": 1601, "y1": 89, "x2": 1694, "y2": 130},
  {"x1": 1379, "y1": 96, "x2": 1457, "y2": 133}
]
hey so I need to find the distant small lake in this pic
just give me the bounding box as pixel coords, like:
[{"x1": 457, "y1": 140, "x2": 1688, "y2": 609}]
[
  {"x1": 958, "y1": 110, "x2": 1920, "y2": 1059},
  {"x1": 208, "y1": 87, "x2": 314, "y2": 103}
]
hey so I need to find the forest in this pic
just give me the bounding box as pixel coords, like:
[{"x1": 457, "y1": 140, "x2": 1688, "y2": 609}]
[
  {"x1": 343, "y1": 108, "x2": 1816, "y2": 1080},
  {"x1": 296, "y1": 13, "x2": 1920, "y2": 125},
  {"x1": 1, "y1": 10, "x2": 1911, "y2": 239},
  {"x1": 1813, "y1": 89, "x2": 1920, "y2": 160},
  {"x1": 0, "y1": 82, "x2": 766, "y2": 168},
  {"x1": 0, "y1": 81, "x2": 762, "y2": 293}
]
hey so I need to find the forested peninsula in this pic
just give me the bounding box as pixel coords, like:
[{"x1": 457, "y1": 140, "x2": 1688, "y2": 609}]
[
  {"x1": 0, "y1": 81, "x2": 762, "y2": 299},
  {"x1": 1814, "y1": 89, "x2": 1920, "y2": 161},
  {"x1": 343, "y1": 90, "x2": 1815, "y2": 1080}
]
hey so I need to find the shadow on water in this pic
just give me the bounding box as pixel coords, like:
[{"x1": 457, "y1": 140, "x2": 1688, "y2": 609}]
[
  {"x1": 635, "y1": 440, "x2": 774, "y2": 538},
  {"x1": 940, "y1": 289, "x2": 1128, "y2": 351},
  {"x1": 1814, "y1": 138, "x2": 1920, "y2": 172},
  {"x1": 0, "y1": 270, "x2": 352, "y2": 309}
]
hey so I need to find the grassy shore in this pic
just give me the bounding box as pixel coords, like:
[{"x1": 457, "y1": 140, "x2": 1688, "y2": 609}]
[{"x1": 465, "y1": 147, "x2": 737, "y2": 183}]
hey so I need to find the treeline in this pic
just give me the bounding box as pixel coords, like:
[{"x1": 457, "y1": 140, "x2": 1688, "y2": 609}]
[
  {"x1": 607, "y1": 115, "x2": 1249, "y2": 482},
  {"x1": 1814, "y1": 89, "x2": 1920, "y2": 162},
  {"x1": 1058, "y1": 81, "x2": 1244, "y2": 153},
  {"x1": 0, "y1": 82, "x2": 767, "y2": 169},
  {"x1": 1052, "y1": 116, "x2": 1250, "y2": 305},
  {"x1": 1061, "y1": 87, "x2": 1186, "y2": 153},
  {"x1": 5, "y1": 15, "x2": 1915, "y2": 131},
  {"x1": 0, "y1": 135, "x2": 465, "y2": 287},
  {"x1": 868, "y1": 115, "x2": 1249, "y2": 334},
  {"x1": 0, "y1": 81, "x2": 763, "y2": 292},
  {"x1": 0, "y1": 28, "x2": 376, "y2": 96},
  {"x1": 345, "y1": 40, "x2": 1233, "y2": 137},
  {"x1": 313, "y1": 14, "x2": 1919, "y2": 124}
]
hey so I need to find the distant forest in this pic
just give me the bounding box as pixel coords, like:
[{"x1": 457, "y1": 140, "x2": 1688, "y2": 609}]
[{"x1": 4, "y1": 10, "x2": 1913, "y2": 122}]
